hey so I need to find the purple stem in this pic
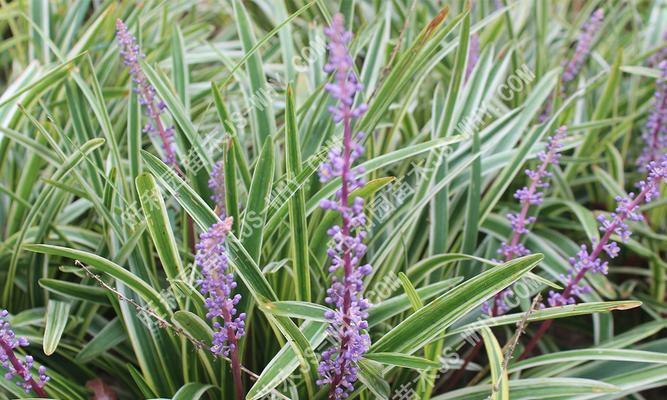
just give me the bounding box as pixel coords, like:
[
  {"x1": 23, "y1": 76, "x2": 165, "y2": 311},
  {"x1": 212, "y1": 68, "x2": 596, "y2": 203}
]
[
  {"x1": 0, "y1": 339, "x2": 47, "y2": 398},
  {"x1": 328, "y1": 104, "x2": 354, "y2": 400},
  {"x1": 221, "y1": 307, "x2": 244, "y2": 400},
  {"x1": 116, "y1": 19, "x2": 180, "y2": 171}
]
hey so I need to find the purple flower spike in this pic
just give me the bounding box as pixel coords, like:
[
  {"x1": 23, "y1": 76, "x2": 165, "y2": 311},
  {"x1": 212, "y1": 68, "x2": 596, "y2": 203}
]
[
  {"x1": 548, "y1": 156, "x2": 667, "y2": 307},
  {"x1": 209, "y1": 160, "x2": 226, "y2": 217},
  {"x1": 561, "y1": 9, "x2": 604, "y2": 86},
  {"x1": 484, "y1": 127, "x2": 566, "y2": 315},
  {"x1": 1, "y1": 310, "x2": 49, "y2": 397},
  {"x1": 637, "y1": 61, "x2": 667, "y2": 170},
  {"x1": 195, "y1": 217, "x2": 245, "y2": 357},
  {"x1": 116, "y1": 19, "x2": 178, "y2": 168},
  {"x1": 540, "y1": 9, "x2": 604, "y2": 123},
  {"x1": 317, "y1": 14, "x2": 371, "y2": 400},
  {"x1": 196, "y1": 217, "x2": 245, "y2": 399},
  {"x1": 648, "y1": 30, "x2": 667, "y2": 68},
  {"x1": 465, "y1": 34, "x2": 480, "y2": 82}
]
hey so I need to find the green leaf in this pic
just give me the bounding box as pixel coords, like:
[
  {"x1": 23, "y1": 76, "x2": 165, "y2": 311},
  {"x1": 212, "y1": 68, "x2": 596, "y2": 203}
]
[
  {"x1": 593, "y1": 364, "x2": 667, "y2": 397},
  {"x1": 141, "y1": 151, "x2": 217, "y2": 230},
  {"x1": 398, "y1": 272, "x2": 423, "y2": 310},
  {"x1": 510, "y1": 348, "x2": 667, "y2": 373},
  {"x1": 368, "y1": 278, "x2": 463, "y2": 327},
  {"x1": 25, "y1": 244, "x2": 172, "y2": 316},
  {"x1": 593, "y1": 165, "x2": 626, "y2": 198},
  {"x1": 143, "y1": 151, "x2": 317, "y2": 392},
  {"x1": 274, "y1": 1, "x2": 297, "y2": 82},
  {"x1": 544, "y1": 199, "x2": 600, "y2": 243},
  {"x1": 232, "y1": 0, "x2": 276, "y2": 147},
  {"x1": 127, "y1": 363, "x2": 159, "y2": 399},
  {"x1": 620, "y1": 65, "x2": 662, "y2": 78},
  {"x1": 261, "y1": 301, "x2": 329, "y2": 322},
  {"x1": 141, "y1": 151, "x2": 278, "y2": 304},
  {"x1": 446, "y1": 301, "x2": 642, "y2": 337},
  {"x1": 565, "y1": 50, "x2": 623, "y2": 180},
  {"x1": 480, "y1": 327, "x2": 509, "y2": 400},
  {"x1": 436, "y1": 11, "x2": 470, "y2": 138},
  {"x1": 171, "y1": 25, "x2": 189, "y2": 111},
  {"x1": 140, "y1": 61, "x2": 212, "y2": 171},
  {"x1": 370, "y1": 254, "x2": 543, "y2": 355},
  {"x1": 478, "y1": 68, "x2": 559, "y2": 223},
  {"x1": 432, "y1": 378, "x2": 619, "y2": 399},
  {"x1": 357, "y1": 359, "x2": 390, "y2": 400},
  {"x1": 0, "y1": 126, "x2": 58, "y2": 164},
  {"x1": 76, "y1": 318, "x2": 126, "y2": 363},
  {"x1": 4, "y1": 137, "x2": 105, "y2": 304},
  {"x1": 241, "y1": 137, "x2": 274, "y2": 263},
  {"x1": 136, "y1": 173, "x2": 184, "y2": 283},
  {"x1": 364, "y1": 353, "x2": 441, "y2": 370},
  {"x1": 29, "y1": 0, "x2": 50, "y2": 63},
  {"x1": 73, "y1": 56, "x2": 129, "y2": 196},
  {"x1": 266, "y1": 136, "x2": 465, "y2": 238},
  {"x1": 43, "y1": 300, "x2": 71, "y2": 355},
  {"x1": 39, "y1": 278, "x2": 108, "y2": 304},
  {"x1": 223, "y1": 139, "x2": 241, "y2": 236},
  {"x1": 285, "y1": 84, "x2": 310, "y2": 301},
  {"x1": 407, "y1": 253, "x2": 498, "y2": 282},
  {"x1": 173, "y1": 311, "x2": 214, "y2": 343},
  {"x1": 246, "y1": 321, "x2": 328, "y2": 400},
  {"x1": 171, "y1": 383, "x2": 214, "y2": 400}
]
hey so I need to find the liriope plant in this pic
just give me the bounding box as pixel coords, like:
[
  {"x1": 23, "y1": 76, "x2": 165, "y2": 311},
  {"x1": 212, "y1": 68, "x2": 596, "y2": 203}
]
[{"x1": 0, "y1": 1, "x2": 667, "y2": 400}]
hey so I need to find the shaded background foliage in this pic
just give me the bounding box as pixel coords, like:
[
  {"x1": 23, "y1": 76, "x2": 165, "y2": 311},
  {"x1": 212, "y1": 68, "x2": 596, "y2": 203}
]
[{"x1": 0, "y1": 0, "x2": 666, "y2": 399}]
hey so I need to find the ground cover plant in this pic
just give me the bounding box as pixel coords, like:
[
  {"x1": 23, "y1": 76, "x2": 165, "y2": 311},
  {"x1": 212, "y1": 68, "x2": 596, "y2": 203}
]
[{"x1": 1, "y1": 0, "x2": 667, "y2": 399}]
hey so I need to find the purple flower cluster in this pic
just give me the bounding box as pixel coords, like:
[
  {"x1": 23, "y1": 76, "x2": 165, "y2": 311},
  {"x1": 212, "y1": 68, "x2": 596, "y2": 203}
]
[
  {"x1": 561, "y1": 9, "x2": 604, "y2": 87},
  {"x1": 209, "y1": 160, "x2": 226, "y2": 217},
  {"x1": 648, "y1": 30, "x2": 667, "y2": 68},
  {"x1": 540, "y1": 9, "x2": 604, "y2": 123},
  {"x1": 483, "y1": 127, "x2": 566, "y2": 315},
  {"x1": 637, "y1": 61, "x2": 667, "y2": 170},
  {"x1": 465, "y1": 34, "x2": 480, "y2": 82},
  {"x1": 1, "y1": 310, "x2": 48, "y2": 396},
  {"x1": 321, "y1": 20, "x2": 368, "y2": 124},
  {"x1": 500, "y1": 127, "x2": 567, "y2": 259},
  {"x1": 195, "y1": 217, "x2": 246, "y2": 357},
  {"x1": 116, "y1": 19, "x2": 178, "y2": 167},
  {"x1": 548, "y1": 156, "x2": 667, "y2": 307},
  {"x1": 316, "y1": 14, "x2": 372, "y2": 400}
]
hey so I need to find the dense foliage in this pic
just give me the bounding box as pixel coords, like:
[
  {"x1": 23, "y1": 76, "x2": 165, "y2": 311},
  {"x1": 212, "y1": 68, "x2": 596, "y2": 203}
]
[{"x1": 1, "y1": 1, "x2": 667, "y2": 399}]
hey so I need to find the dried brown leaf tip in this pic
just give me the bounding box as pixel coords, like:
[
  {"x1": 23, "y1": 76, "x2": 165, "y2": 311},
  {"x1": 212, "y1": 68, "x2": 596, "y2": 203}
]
[{"x1": 422, "y1": 6, "x2": 449, "y2": 43}]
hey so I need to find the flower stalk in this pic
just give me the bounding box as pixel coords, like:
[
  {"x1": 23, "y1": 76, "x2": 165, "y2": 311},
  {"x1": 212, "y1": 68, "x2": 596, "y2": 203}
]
[
  {"x1": 521, "y1": 156, "x2": 667, "y2": 359},
  {"x1": 561, "y1": 9, "x2": 604, "y2": 89},
  {"x1": 648, "y1": 31, "x2": 667, "y2": 68},
  {"x1": 447, "y1": 128, "x2": 566, "y2": 390},
  {"x1": 488, "y1": 127, "x2": 567, "y2": 315},
  {"x1": 196, "y1": 217, "x2": 245, "y2": 400},
  {"x1": 540, "y1": 9, "x2": 604, "y2": 121},
  {"x1": 209, "y1": 160, "x2": 226, "y2": 217},
  {"x1": 116, "y1": 19, "x2": 179, "y2": 169},
  {"x1": 316, "y1": 14, "x2": 372, "y2": 400},
  {"x1": 638, "y1": 61, "x2": 667, "y2": 170},
  {"x1": 465, "y1": 33, "x2": 480, "y2": 82},
  {"x1": 0, "y1": 310, "x2": 49, "y2": 397}
]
